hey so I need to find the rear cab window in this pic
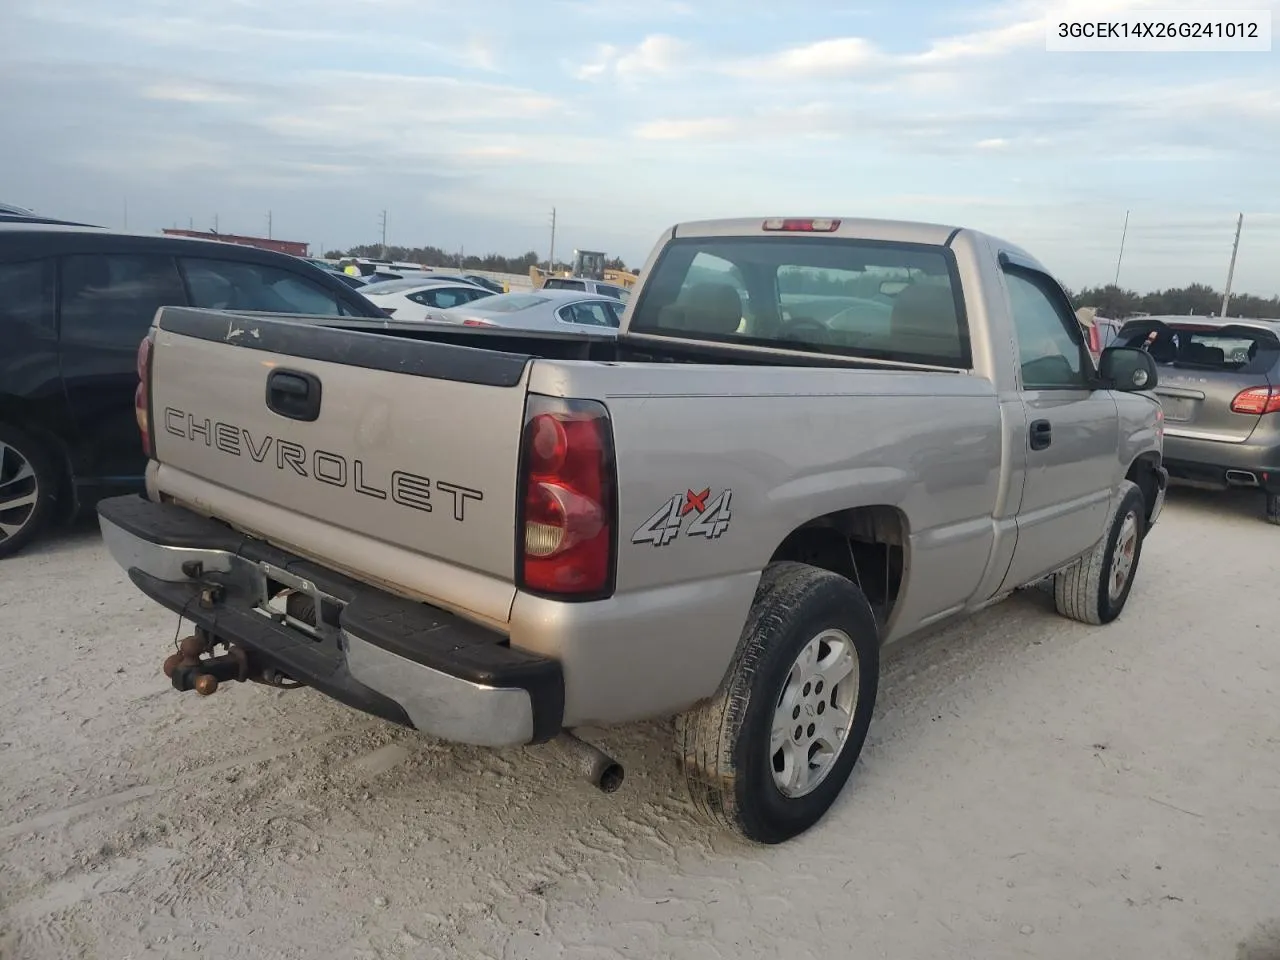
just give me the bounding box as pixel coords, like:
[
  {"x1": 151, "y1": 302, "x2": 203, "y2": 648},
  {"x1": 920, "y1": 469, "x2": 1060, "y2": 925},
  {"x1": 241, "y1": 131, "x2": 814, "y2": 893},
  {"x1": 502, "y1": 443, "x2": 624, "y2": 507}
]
[{"x1": 628, "y1": 236, "x2": 970, "y2": 367}]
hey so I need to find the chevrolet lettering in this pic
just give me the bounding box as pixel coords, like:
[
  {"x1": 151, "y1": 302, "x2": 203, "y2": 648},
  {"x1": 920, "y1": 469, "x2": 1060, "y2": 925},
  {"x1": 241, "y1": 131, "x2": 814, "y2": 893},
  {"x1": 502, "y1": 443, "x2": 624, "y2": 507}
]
[{"x1": 162, "y1": 406, "x2": 483, "y2": 520}]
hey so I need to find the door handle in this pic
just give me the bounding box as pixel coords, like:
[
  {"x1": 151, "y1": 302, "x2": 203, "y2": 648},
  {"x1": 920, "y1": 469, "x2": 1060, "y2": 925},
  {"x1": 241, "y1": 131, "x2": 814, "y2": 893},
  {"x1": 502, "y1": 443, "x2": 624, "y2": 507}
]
[
  {"x1": 1029, "y1": 419, "x2": 1052, "y2": 451},
  {"x1": 266, "y1": 369, "x2": 322, "y2": 422}
]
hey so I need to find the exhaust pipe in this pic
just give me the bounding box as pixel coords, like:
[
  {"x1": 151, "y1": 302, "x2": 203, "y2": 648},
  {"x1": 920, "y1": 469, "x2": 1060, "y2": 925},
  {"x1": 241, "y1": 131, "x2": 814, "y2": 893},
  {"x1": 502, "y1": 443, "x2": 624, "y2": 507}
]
[
  {"x1": 1226, "y1": 469, "x2": 1260, "y2": 487},
  {"x1": 557, "y1": 731, "x2": 624, "y2": 793}
]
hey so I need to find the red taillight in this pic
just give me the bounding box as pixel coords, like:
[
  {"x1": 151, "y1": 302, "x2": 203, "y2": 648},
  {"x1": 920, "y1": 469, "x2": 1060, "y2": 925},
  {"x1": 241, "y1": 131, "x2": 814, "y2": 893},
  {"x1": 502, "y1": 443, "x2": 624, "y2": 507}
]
[
  {"x1": 463, "y1": 318, "x2": 495, "y2": 327},
  {"x1": 762, "y1": 218, "x2": 841, "y2": 232},
  {"x1": 1230, "y1": 386, "x2": 1280, "y2": 416},
  {"x1": 135, "y1": 334, "x2": 154, "y2": 457},
  {"x1": 518, "y1": 395, "x2": 615, "y2": 598}
]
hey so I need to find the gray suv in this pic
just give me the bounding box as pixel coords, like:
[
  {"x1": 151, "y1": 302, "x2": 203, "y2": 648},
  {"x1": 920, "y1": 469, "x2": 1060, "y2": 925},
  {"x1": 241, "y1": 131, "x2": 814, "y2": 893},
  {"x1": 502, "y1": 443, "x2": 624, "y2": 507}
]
[{"x1": 1116, "y1": 315, "x2": 1280, "y2": 523}]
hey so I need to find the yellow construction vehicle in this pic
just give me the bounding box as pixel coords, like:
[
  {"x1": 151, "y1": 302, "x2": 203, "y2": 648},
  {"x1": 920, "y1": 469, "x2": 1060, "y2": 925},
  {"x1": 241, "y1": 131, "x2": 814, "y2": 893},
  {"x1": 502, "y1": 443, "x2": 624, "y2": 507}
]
[{"x1": 530, "y1": 249, "x2": 638, "y2": 290}]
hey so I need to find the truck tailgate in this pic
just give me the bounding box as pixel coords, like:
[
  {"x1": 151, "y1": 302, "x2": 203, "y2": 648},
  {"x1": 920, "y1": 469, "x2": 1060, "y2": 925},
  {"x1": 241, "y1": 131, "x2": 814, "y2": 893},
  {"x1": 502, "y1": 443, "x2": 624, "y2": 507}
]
[{"x1": 148, "y1": 309, "x2": 531, "y2": 611}]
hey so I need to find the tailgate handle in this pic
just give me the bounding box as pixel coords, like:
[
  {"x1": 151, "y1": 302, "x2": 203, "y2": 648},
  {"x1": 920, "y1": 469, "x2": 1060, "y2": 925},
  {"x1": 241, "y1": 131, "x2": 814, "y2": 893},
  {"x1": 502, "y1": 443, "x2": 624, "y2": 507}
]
[{"x1": 266, "y1": 369, "x2": 322, "y2": 422}]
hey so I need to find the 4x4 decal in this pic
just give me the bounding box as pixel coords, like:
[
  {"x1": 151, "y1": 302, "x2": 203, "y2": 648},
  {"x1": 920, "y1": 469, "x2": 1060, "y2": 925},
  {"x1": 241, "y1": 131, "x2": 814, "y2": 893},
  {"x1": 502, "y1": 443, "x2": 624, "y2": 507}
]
[{"x1": 631, "y1": 488, "x2": 733, "y2": 547}]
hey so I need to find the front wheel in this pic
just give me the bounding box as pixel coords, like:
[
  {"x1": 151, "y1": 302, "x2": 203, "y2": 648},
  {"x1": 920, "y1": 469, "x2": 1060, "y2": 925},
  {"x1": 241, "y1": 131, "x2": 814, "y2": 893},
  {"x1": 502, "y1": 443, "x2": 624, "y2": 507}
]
[
  {"x1": 675, "y1": 562, "x2": 880, "y2": 844},
  {"x1": 1054, "y1": 480, "x2": 1146, "y2": 625}
]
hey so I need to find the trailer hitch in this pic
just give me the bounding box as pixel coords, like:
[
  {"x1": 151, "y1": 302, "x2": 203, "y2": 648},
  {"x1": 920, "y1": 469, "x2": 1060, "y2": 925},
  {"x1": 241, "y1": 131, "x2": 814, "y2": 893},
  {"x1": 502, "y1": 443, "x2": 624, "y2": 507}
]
[{"x1": 163, "y1": 631, "x2": 302, "y2": 696}]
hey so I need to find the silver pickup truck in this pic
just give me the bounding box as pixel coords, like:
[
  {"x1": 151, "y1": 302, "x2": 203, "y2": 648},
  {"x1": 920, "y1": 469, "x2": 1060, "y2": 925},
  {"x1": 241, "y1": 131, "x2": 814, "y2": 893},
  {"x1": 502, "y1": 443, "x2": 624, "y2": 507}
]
[{"x1": 98, "y1": 216, "x2": 1168, "y2": 843}]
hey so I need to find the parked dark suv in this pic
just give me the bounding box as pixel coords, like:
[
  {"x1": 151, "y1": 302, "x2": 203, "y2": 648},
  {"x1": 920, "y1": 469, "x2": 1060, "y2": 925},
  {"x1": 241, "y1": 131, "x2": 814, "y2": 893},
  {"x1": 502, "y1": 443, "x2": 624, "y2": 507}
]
[{"x1": 0, "y1": 224, "x2": 384, "y2": 557}]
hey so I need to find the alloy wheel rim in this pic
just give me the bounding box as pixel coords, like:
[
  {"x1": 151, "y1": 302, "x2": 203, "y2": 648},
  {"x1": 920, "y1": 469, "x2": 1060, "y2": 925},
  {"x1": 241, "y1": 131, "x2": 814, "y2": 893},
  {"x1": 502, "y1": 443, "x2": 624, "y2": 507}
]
[
  {"x1": 1109, "y1": 511, "x2": 1139, "y2": 602},
  {"x1": 0, "y1": 441, "x2": 40, "y2": 545},
  {"x1": 770, "y1": 628, "x2": 860, "y2": 799}
]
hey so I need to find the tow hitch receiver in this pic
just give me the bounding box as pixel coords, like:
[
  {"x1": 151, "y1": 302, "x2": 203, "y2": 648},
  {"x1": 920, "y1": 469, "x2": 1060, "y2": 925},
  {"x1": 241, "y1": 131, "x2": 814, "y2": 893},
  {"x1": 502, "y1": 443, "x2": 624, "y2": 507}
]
[{"x1": 163, "y1": 631, "x2": 301, "y2": 696}]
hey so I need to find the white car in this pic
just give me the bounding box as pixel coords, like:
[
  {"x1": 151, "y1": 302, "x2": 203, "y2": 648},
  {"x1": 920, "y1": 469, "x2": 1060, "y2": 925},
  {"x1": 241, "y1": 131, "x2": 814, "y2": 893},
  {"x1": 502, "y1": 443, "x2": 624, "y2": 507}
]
[{"x1": 358, "y1": 277, "x2": 495, "y2": 321}]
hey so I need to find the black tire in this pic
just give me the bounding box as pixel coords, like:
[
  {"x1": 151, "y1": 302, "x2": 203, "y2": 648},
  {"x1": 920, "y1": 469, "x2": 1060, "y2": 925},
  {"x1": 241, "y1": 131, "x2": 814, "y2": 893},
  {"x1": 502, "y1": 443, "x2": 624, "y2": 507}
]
[
  {"x1": 1265, "y1": 491, "x2": 1280, "y2": 526},
  {"x1": 675, "y1": 561, "x2": 880, "y2": 844},
  {"x1": 1054, "y1": 480, "x2": 1146, "y2": 625},
  {"x1": 0, "y1": 424, "x2": 60, "y2": 560}
]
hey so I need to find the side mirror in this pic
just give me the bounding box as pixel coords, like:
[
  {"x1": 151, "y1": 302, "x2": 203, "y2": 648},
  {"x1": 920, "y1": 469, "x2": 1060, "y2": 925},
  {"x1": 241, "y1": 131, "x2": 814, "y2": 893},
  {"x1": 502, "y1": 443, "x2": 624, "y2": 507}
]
[
  {"x1": 1099, "y1": 346, "x2": 1158, "y2": 392},
  {"x1": 879, "y1": 280, "x2": 909, "y2": 297}
]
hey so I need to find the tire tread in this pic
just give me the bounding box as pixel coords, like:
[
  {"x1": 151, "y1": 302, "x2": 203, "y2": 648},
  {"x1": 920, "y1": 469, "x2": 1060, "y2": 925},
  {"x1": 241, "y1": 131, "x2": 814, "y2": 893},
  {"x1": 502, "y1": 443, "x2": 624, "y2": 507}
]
[{"x1": 1054, "y1": 479, "x2": 1143, "y2": 625}]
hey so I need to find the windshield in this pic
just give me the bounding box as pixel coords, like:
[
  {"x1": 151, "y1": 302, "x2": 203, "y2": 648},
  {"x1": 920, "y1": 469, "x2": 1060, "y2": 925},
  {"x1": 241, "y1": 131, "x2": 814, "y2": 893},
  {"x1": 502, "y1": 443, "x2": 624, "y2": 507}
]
[{"x1": 628, "y1": 236, "x2": 968, "y2": 367}]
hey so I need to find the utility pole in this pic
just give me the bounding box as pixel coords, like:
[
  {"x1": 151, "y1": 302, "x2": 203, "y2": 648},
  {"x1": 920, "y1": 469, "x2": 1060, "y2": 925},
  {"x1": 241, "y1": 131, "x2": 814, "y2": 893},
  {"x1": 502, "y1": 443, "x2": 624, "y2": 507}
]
[
  {"x1": 379, "y1": 209, "x2": 387, "y2": 259},
  {"x1": 1220, "y1": 212, "x2": 1243, "y2": 318},
  {"x1": 213, "y1": 214, "x2": 219, "y2": 235},
  {"x1": 548, "y1": 207, "x2": 557, "y2": 272},
  {"x1": 1113, "y1": 210, "x2": 1129, "y2": 287},
  {"x1": 267, "y1": 210, "x2": 273, "y2": 240},
  {"x1": 188, "y1": 216, "x2": 194, "y2": 230}
]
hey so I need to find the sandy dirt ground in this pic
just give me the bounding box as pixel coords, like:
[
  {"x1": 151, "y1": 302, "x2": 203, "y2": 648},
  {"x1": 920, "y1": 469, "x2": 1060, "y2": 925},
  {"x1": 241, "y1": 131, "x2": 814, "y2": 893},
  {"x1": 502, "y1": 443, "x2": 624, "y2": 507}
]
[{"x1": 2, "y1": 488, "x2": 1278, "y2": 960}]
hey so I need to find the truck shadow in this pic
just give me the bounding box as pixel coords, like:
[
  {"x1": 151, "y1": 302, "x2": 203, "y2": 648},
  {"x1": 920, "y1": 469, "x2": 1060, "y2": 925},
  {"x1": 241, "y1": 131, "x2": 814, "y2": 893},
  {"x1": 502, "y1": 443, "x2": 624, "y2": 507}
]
[{"x1": 1163, "y1": 484, "x2": 1268, "y2": 523}]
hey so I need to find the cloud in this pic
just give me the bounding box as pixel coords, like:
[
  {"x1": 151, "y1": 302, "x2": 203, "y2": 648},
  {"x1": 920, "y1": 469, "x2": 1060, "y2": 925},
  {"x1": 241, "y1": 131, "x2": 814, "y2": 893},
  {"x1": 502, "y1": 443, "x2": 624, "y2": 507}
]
[
  {"x1": 4, "y1": 0, "x2": 1278, "y2": 294},
  {"x1": 553, "y1": 0, "x2": 695, "y2": 20},
  {"x1": 617, "y1": 34, "x2": 693, "y2": 77},
  {"x1": 140, "y1": 81, "x2": 250, "y2": 105},
  {"x1": 633, "y1": 117, "x2": 741, "y2": 140},
  {"x1": 727, "y1": 37, "x2": 886, "y2": 78},
  {"x1": 570, "y1": 34, "x2": 692, "y2": 81},
  {"x1": 464, "y1": 36, "x2": 501, "y2": 72}
]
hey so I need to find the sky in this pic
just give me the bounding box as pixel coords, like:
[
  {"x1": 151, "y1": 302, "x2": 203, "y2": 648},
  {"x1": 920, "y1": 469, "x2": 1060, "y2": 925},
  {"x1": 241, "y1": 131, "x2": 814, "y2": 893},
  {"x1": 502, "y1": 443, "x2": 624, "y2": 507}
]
[{"x1": 2, "y1": 0, "x2": 1278, "y2": 295}]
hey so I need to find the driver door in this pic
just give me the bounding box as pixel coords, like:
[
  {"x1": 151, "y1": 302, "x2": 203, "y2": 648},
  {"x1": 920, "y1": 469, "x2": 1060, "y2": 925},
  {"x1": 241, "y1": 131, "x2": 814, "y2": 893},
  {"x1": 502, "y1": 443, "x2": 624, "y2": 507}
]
[{"x1": 998, "y1": 259, "x2": 1120, "y2": 590}]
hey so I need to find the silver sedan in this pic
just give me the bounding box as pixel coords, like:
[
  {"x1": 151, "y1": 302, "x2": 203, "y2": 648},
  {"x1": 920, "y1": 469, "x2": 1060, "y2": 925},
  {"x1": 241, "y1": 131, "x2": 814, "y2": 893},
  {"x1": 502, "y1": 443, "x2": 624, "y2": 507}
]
[{"x1": 436, "y1": 289, "x2": 624, "y2": 333}]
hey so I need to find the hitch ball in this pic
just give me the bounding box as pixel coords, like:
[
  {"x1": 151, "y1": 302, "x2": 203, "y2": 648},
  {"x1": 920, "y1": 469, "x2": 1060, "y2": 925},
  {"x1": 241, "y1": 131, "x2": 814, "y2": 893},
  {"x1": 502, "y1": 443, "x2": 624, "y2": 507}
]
[
  {"x1": 163, "y1": 653, "x2": 185, "y2": 678},
  {"x1": 194, "y1": 675, "x2": 219, "y2": 696}
]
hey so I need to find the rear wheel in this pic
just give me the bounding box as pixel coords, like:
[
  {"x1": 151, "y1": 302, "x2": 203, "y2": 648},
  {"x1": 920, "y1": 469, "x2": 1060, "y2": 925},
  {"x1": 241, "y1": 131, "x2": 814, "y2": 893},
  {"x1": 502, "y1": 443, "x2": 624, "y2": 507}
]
[
  {"x1": 0, "y1": 425, "x2": 59, "y2": 559},
  {"x1": 675, "y1": 562, "x2": 880, "y2": 844},
  {"x1": 1054, "y1": 480, "x2": 1146, "y2": 625},
  {"x1": 1266, "y1": 491, "x2": 1280, "y2": 526}
]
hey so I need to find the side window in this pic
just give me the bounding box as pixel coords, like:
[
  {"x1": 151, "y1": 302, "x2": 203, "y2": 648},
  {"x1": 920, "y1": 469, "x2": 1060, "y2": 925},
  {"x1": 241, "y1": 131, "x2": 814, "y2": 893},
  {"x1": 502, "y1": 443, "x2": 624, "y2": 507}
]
[
  {"x1": 1004, "y1": 269, "x2": 1088, "y2": 389},
  {"x1": 180, "y1": 258, "x2": 341, "y2": 316},
  {"x1": 559, "y1": 302, "x2": 616, "y2": 328},
  {"x1": 61, "y1": 254, "x2": 187, "y2": 346},
  {"x1": 412, "y1": 287, "x2": 471, "y2": 309},
  {"x1": 546, "y1": 278, "x2": 587, "y2": 292},
  {"x1": 605, "y1": 302, "x2": 626, "y2": 326},
  {"x1": 0, "y1": 258, "x2": 55, "y2": 337}
]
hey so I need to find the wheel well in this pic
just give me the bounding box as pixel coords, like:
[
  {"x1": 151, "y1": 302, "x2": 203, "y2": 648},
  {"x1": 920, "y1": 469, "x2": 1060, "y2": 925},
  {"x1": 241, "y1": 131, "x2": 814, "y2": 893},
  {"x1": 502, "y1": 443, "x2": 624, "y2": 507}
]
[
  {"x1": 1126, "y1": 454, "x2": 1162, "y2": 523},
  {"x1": 768, "y1": 506, "x2": 907, "y2": 627},
  {"x1": 0, "y1": 416, "x2": 77, "y2": 523}
]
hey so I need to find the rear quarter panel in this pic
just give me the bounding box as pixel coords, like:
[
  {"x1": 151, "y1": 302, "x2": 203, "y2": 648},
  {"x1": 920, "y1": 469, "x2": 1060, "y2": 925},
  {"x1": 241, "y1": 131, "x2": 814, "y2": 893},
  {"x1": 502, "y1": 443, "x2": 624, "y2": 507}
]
[{"x1": 512, "y1": 360, "x2": 1006, "y2": 724}]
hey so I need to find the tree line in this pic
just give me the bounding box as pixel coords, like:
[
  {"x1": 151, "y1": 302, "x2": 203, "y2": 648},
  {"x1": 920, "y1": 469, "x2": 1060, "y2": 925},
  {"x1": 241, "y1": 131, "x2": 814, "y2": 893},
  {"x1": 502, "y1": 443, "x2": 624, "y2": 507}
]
[
  {"x1": 323, "y1": 244, "x2": 630, "y2": 275},
  {"x1": 1066, "y1": 282, "x2": 1280, "y2": 320}
]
